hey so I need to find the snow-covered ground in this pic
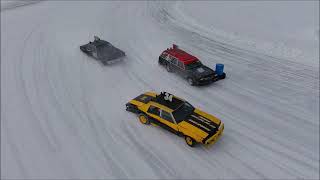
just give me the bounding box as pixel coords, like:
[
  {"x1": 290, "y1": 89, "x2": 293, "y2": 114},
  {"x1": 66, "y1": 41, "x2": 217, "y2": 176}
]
[
  {"x1": 175, "y1": 1, "x2": 319, "y2": 66},
  {"x1": 1, "y1": 0, "x2": 41, "y2": 10},
  {"x1": 1, "y1": 1, "x2": 319, "y2": 179}
]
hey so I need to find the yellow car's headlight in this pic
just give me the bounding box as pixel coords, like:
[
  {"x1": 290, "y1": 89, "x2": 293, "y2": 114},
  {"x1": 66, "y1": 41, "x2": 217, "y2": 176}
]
[{"x1": 219, "y1": 123, "x2": 224, "y2": 130}]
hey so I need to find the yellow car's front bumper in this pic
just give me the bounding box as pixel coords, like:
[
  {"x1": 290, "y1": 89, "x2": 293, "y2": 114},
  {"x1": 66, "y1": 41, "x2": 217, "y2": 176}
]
[{"x1": 204, "y1": 123, "x2": 224, "y2": 145}]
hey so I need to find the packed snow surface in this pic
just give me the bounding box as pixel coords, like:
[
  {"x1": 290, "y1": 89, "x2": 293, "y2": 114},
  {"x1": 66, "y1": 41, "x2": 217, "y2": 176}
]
[
  {"x1": 1, "y1": 1, "x2": 319, "y2": 179},
  {"x1": 1, "y1": 0, "x2": 40, "y2": 10}
]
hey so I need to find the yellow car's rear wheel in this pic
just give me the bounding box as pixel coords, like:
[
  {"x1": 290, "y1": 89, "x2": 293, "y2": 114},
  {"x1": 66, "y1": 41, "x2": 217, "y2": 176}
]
[
  {"x1": 185, "y1": 136, "x2": 196, "y2": 147},
  {"x1": 138, "y1": 114, "x2": 150, "y2": 125}
]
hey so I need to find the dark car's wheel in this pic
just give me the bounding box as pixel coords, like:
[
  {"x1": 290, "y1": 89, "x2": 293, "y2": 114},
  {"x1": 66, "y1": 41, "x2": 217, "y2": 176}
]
[
  {"x1": 166, "y1": 64, "x2": 172, "y2": 72},
  {"x1": 138, "y1": 113, "x2": 150, "y2": 125},
  {"x1": 220, "y1": 73, "x2": 226, "y2": 79},
  {"x1": 187, "y1": 78, "x2": 195, "y2": 86},
  {"x1": 185, "y1": 136, "x2": 196, "y2": 147}
]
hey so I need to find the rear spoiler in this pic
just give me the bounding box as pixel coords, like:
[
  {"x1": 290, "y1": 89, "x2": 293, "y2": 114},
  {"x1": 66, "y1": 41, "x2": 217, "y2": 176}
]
[
  {"x1": 94, "y1": 35, "x2": 101, "y2": 41},
  {"x1": 167, "y1": 44, "x2": 179, "y2": 51}
]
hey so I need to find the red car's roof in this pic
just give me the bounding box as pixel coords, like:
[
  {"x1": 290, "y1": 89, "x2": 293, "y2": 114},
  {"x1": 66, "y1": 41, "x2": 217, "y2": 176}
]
[{"x1": 164, "y1": 45, "x2": 199, "y2": 65}]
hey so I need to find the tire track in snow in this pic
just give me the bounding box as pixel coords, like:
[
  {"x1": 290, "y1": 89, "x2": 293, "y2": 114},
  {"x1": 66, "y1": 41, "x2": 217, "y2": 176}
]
[
  {"x1": 17, "y1": 21, "x2": 59, "y2": 152},
  {"x1": 2, "y1": 124, "x2": 29, "y2": 177},
  {"x1": 147, "y1": 2, "x2": 318, "y2": 178},
  {"x1": 3, "y1": 2, "x2": 318, "y2": 179},
  {"x1": 115, "y1": 7, "x2": 254, "y2": 176},
  {"x1": 121, "y1": 122, "x2": 178, "y2": 179}
]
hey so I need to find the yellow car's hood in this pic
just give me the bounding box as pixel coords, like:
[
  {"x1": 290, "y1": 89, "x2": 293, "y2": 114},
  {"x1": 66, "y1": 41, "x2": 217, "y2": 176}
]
[{"x1": 178, "y1": 108, "x2": 221, "y2": 138}]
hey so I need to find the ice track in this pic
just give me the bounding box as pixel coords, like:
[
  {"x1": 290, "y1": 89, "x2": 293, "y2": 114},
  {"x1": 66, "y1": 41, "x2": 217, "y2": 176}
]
[{"x1": 1, "y1": 1, "x2": 319, "y2": 179}]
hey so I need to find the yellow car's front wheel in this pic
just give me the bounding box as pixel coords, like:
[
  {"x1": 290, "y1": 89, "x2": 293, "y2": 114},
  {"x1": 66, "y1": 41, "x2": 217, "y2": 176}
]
[
  {"x1": 138, "y1": 114, "x2": 150, "y2": 125},
  {"x1": 185, "y1": 136, "x2": 196, "y2": 147}
]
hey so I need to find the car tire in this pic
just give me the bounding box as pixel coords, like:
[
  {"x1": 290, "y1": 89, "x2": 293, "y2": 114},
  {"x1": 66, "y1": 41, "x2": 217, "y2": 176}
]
[
  {"x1": 220, "y1": 73, "x2": 226, "y2": 79},
  {"x1": 166, "y1": 64, "x2": 172, "y2": 72},
  {"x1": 138, "y1": 113, "x2": 150, "y2": 125},
  {"x1": 185, "y1": 136, "x2": 196, "y2": 147},
  {"x1": 187, "y1": 78, "x2": 195, "y2": 86}
]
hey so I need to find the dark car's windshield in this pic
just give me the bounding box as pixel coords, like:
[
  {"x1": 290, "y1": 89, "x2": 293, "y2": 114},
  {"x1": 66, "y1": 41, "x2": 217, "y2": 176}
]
[
  {"x1": 172, "y1": 101, "x2": 195, "y2": 123},
  {"x1": 185, "y1": 61, "x2": 202, "y2": 70}
]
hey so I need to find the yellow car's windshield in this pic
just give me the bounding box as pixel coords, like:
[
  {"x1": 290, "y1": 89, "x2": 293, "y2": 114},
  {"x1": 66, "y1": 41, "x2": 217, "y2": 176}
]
[{"x1": 172, "y1": 102, "x2": 195, "y2": 123}]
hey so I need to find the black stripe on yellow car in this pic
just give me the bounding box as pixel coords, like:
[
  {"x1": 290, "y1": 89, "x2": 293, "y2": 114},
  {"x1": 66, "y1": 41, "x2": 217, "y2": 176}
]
[
  {"x1": 184, "y1": 119, "x2": 212, "y2": 134},
  {"x1": 202, "y1": 122, "x2": 221, "y2": 143},
  {"x1": 184, "y1": 113, "x2": 219, "y2": 133},
  {"x1": 193, "y1": 113, "x2": 219, "y2": 127},
  {"x1": 190, "y1": 115, "x2": 216, "y2": 129}
]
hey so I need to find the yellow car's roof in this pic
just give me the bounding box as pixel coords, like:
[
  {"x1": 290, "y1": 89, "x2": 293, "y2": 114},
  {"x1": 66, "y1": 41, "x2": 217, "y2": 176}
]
[
  {"x1": 149, "y1": 101, "x2": 174, "y2": 112},
  {"x1": 143, "y1": 92, "x2": 185, "y2": 112}
]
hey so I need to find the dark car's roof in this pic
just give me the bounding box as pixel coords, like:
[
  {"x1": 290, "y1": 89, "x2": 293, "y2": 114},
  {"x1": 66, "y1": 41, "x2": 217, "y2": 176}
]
[
  {"x1": 86, "y1": 39, "x2": 125, "y2": 60},
  {"x1": 90, "y1": 39, "x2": 110, "y2": 47}
]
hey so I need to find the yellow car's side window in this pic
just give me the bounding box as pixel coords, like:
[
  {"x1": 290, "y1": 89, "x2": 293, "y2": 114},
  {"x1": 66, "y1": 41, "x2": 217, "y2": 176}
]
[
  {"x1": 147, "y1": 105, "x2": 160, "y2": 117},
  {"x1": 160, "y1": 110, "x2": 175, "y2": 124}
]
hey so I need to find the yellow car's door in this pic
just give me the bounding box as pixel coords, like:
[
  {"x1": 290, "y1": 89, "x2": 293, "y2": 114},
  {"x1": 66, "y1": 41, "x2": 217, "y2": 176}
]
[
  {"x1": 159, "y1": 109, "x2": 179, "y2": 133},
  {"x1": 146, "y1": 106, "x2": 179, "y2": 134}
]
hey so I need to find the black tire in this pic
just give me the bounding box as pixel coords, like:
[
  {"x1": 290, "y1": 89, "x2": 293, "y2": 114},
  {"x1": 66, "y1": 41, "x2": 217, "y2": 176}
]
[
  {"x1": 138, "y1": 113, "x2": 150, "y2": 125},
  {"x1": 185, "y1": 136, "x2": 196, "y2": 147},
  {"x1": 187, "y1": 78, "x2": 195, "y2": 86},
  {"x1": 220, "y1": 73, "x2": 226, "y2": 79}
]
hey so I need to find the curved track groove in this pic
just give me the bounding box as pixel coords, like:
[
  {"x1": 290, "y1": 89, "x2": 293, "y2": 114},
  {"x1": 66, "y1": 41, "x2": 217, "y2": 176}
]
[{"x1": 1, "y1": 1, "x2": 319, "y2": 179}]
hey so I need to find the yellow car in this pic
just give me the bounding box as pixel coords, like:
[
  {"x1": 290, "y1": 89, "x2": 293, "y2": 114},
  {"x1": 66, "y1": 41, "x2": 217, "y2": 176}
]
[{"x1": 125, "y1": 92, "x2": 224, "y2": 147}]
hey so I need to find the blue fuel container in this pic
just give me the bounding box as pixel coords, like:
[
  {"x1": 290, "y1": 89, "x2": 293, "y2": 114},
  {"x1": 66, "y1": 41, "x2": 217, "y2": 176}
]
[{"x1": 215, "y1": 64, "x2": 224, "y2": 76}]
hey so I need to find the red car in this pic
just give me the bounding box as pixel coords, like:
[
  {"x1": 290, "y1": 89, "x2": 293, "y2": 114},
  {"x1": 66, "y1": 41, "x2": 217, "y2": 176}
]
[{"x1": 158, "y1": 45, "x2": 226, "y2": 86}]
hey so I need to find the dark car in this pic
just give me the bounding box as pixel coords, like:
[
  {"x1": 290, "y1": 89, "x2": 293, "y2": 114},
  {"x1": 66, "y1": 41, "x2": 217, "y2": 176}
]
[
  {"x1": 158, "y1": 44, "x2": 226, "y2": 86},
  {"x1": 80, "y1": 36, "x2": 125, "y2": 65}
]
